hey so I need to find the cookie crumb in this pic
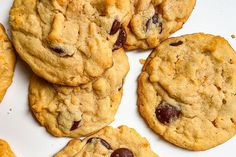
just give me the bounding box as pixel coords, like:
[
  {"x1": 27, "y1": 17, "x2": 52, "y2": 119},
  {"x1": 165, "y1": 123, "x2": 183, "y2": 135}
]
[
  {"x1": 139, "y1": 59, "x2": 146, "y2": 65},
  {"x1": 231, "y1": 34, "x2": 235, "y2": 39},
  {"x1": 7, "y1": 108, "x2": 13, "y2": 115}
]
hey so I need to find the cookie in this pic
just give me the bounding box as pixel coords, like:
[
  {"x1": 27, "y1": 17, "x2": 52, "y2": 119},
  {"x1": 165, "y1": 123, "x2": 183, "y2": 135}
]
[
  {"x1": 0, "y1": 24, "x2": 16, "y2": 103},
  {"x1": 125, "y1": 0, "x2": 196, "y2": 50},
  {"x1": 10, "y1": 0, "x2": 131, "y2": 86},
  {"x1": 29, "y1": 49, "x2": 129, "y2": 137},
  {"x1": 54, "y1": 125, "x2": 158, "y2": 157},
  {"x1": 0, "y1": 139, "x2": 16, "y2": 157},
  {"x1": 138, "y1": 33, "x2": 236, "y2": 150}
]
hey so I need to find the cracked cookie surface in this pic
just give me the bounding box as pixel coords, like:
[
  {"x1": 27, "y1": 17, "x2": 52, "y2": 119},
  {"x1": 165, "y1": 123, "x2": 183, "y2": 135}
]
[
  {"x1": 54, "y1": 125, "x2": 158, "y2": 157},
  {"x1": 29, "y1": 49, "x2": 129, "y2": 137},
  {"x1": 0, "y1": 24, "x2": 16, "y2": 103},
  {"x1": 0, "y1": 139, "x2": 16, "y2": 157},
  {"x1": 138, "y1": 33, "x2": 236, "y2": 150},
  {"x1": 125, "y1": 0, "x2": 196, "y2": 50},
  {"x1": 10, "y1": 0, "x2": 131, "y2": 86}
]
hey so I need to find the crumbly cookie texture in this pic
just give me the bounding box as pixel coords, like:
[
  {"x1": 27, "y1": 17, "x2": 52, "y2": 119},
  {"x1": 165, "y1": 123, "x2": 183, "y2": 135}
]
[
  {"x1": 138, "y1": 33, "x2": 236, "y2": 150},
  {"x1": 29, "y1": 49, "x2": 129, "y2": 137},
  {"x1": 125, "y1": 0, "x2": 196, "y2": 50},
  {"x1": 10, "y1": 0, "x2": 131, "y2": 86},
  {"x1": 0, "y1": 24, "x2": 16, "y2": 102},
  {"x1": 54, "y1": 125, "x2": 158, "y2": 157},
  {"x1": 0, "y1": 139, "x2": 16, "y2": 157}
]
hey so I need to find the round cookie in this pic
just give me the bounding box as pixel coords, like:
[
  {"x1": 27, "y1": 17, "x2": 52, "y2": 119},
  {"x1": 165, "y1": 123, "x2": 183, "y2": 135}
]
[
  {"x1": 54, "y1": 125, "x2": 158, "y2": 157},
  {"x1": 138, "y1": 33, "x2": 236, "y2": 150},
  {"x1": 125, "y1": 0, "x2": 196, "y2": 50},
  {"x1": 29, "y1": 49, "x2": 129, "y2": 137},
  {"x1": 0, "y1": 24, "x2": 16, "y2": 103},
  {"x1": 0, "y1": 139, "x2": 16, "y2": 157},
  {"x1": 10, "y1": 0, "x2": 131, "y2": 86}
]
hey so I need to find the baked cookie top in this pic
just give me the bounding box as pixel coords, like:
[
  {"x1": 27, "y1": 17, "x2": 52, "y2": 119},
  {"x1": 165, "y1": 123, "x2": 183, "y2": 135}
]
[
  {"x1": 0, "y1": 24, "x2": 16, "y2": 103},
  {"x1": 10, "y1": 0, "x2": 131, "y2": 86},
  {"x1": 29, "y1": 49, "x2": 129, "y2": 137},
  {"x1": 125, "y1": 0, "x2": 196, "y2": 50},
  {"x1": 54, "y1": 125, "x2": 158, "y2": 157},
  {"x1": 138, "y1": 33, "x2": 236, "y2": 150},
  {"x1": 0, "y1": 139, "x2": 16, "y2": 157}
]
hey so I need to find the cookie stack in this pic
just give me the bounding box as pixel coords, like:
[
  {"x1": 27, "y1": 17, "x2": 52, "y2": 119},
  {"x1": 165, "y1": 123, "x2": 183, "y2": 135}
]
[
  {"x1": 2, "y1": 0, "x2": 235, "y2": 156},
  {"x1": 10, "y1": 0, "x2": 132, "y2": 138}
]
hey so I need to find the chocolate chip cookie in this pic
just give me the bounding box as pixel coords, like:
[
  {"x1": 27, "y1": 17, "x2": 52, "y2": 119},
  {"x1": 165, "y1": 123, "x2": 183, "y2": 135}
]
[
  {"x1": 0, "y1": 24, "x2": 16, "y2": 103},
  {"x1": 10, "y1": 0, "x2": 131, "y2": 86},
  {"x1": 0, "y1": 139, "x2": 16, "y2": 157},
  {"x1": 138, "y1": 33, "x2": 236, "y2": 150},
  {"x1": 29, "y1": 49, "x2": 129, "y2": 137},
  {"x1": 54, "y1": 125, "x2": 158, "y2": 157},
  {"x1": 125, "y1": 0, "x2": 196, "y2": 50}
]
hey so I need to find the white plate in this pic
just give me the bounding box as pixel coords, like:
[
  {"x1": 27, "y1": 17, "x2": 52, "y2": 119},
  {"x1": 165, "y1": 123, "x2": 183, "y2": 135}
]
[{"x1": 1, "y1": 0, "x2": 236, "y2": 156}]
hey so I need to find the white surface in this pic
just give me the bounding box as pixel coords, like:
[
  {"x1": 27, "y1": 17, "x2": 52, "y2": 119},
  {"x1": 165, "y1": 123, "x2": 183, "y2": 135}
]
[{"x1": 1, "y1": 0, "x2": 236, "y2": 156}]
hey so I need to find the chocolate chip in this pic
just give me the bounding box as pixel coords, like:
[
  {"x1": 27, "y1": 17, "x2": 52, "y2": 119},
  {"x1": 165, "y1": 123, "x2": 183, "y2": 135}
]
[
  {"x1": 159, "y1": 23, "x2": 163, "y2": 34},
  {"x1": 52, "y1": 47, "x2": 65, "y2": 54},
  {"x1": 110, "y1": 20, "x2": 121, "y2": 35},
  {"x1": 111, "y1": 148, "x2": 134, "y2": 157},
  {"x1": 70, "y1": 121, "x2": 80, "y2": 131},
  {"x1": 87, "y1": 137, "x2": 112, "y2": 150},
  {"x1": 152, "y1": 14, "x2": 159, "y2": 24},
  {"x1": 146, "y1": 14, "x2": 159, "y2": 31},
  {"x1": 113, "y1": 27, "x2": 127, "y2": 51},
  {"x1": 170, "y1": 41, "x2": 183, "y2": 46},
  {"x1": 155, "y1": 102, "x2": 181, "y2": 124}
]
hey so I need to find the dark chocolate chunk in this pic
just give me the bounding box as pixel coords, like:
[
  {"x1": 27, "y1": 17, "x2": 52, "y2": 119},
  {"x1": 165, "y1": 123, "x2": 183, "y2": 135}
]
[
  {"x1": 87, "y1": 137, "x2": 112, "y2": 150},
  {"x1": 111, "y1": 148, "x2": 134, "y2": 157},
  {"x1": 155, "y1": 102, "x2": 181, "y2": 124},
  {"x1": 152, "y1": 14, "x2": 159, "y2": 24},
  {"x1": 113, "y1": 27, "x2": 127, "y2": 51},
  {"x1": 52, "y1": 47, "x2": 65, "y2": 54},
  {"x1": 170, "y1": 41, "x2": 183, "y2": 46},
  {"x1": 110, "y1": 20, "x2": 121, "y2": 35},
  {"x1": 146, "y1": 14, "x2": 159, "y2": 31},
  {"x1": 70, "y1": 121, "x2": 80, "y2": 131}
]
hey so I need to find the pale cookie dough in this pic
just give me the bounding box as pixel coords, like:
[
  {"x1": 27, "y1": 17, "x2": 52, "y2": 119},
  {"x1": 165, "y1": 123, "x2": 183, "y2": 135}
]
[
  {"x1": 0, "y1": 24, "x2": 16, "y2": 103},
  {"x1": 54, "y1": 125, "x2": 158, "y2": 157},
  {"x1": 138, "y1": 33, "x2": 236, "y2": 150},
  {"x1": 125, "y1": 0, "x2": 196, "y2": 50},
  {"x1": 10, "y1": 0, "x2": 131, "y2": 86},
  {"x1": 29, "y1": 49, "x2": 129, "y2": 137},
  {"x1": 0, "y1": 139, "x2": 16, "y2": 157}
]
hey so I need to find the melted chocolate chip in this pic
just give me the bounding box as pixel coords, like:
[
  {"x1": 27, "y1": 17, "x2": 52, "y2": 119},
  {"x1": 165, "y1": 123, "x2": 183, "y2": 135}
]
[
  {"x1": 113, "y1": 27, "x2": 127, "y2": 51},
  {"x1": 87, "y1": 137, "x2": 112, "y2": 150},
  {"x1": 155, "y1": 102, "x2": 181, "y2": 124},
  {"x1": 111, "y1": 148, "x2": 134, "y2": 157},
  {"x1": 152, "y1": 14, "x2": 159, "y2": 24},
  {"x1": 70, "y1": 121, "x2": 80, "y2": 131},
  {"x1": 110, "y1": 20, "x2": 121, "y2": 35},
  {"x1": 170, "y1": 41, "x2": 183, "y2": 46}
]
